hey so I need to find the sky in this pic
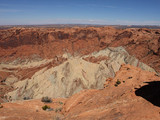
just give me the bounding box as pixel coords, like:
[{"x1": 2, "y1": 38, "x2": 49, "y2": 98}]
[{"x1": 0, "y1": 0, "x2": 160, "y2": 25}]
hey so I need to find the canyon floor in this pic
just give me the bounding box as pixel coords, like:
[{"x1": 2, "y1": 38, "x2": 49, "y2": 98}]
[{"x1": 0, "y1": 26, "x2": 160, "y2": 120}]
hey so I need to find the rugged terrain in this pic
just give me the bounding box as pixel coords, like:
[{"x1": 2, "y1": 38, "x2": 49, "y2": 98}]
[
  {"x1": 0, "y1": 26, "x2": 160, "y2": 119},
  {"x1": 0, "y1": 27, "x2": 160, "y2": 72},
  {"x1": 0, "y1": 64, "x2": 160, "y2": 120}
]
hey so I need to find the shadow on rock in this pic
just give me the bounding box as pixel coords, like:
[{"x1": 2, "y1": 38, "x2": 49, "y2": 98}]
[{"x1": 135, "y1": 81, "x2": 160, "y2": 107}]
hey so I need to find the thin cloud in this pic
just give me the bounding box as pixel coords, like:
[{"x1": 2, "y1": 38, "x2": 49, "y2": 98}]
[
  {"x1": 91, "y1": 4, "x2": 117, "y2": 9},
  {"x1": 75, "y1": 4, "x2": 117, "y2": 9},
  {"x1": 0, "y1": 9, "x2": 22, "y2": 13},
  {"x1": 24, "y1": 19, "x2": 110, "y2": 25},
  {"x1": 39, "y1": 19, "x2": 160, "y2": 25},
  {"x1": 0, "y1": 18, "x2": 160, "y2": 26},
  {"x1": 86, "y1": 4, "x2": 132, "y2": 9},
  {"x1": 104, "y1": 5, "x2": 117, "y2": 8},
  {"x1": 0, "y1": 4, "x2": 11, "y2": 6},
  {"x1": 115, "y1": 20, "x2": 160, "y2": 25}
]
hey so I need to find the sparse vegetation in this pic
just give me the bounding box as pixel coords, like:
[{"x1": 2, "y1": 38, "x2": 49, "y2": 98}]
[
  {"x1": 59, "y1": 101, "x2": 63, "y2": 105},
  {"x1": 41, "y1": 96, "x2": 52, "y2": 103},
  {"x1": 128, "y1": 77, "x2": 132, "y2": 79},
  {"x1": 127, "y1": 68, "x2": 130, "y2": 70},
  {"x1": 115, "y1": 80, "x2": 121, "y2": 87},
  {"x1": 23, "y1": 97, "x2": 30, "y2": 100},
  {"x1": 42, "y1": 105, "x2": 50, "y2": 110},
  {"x1": 55, "y1": 107, "x2": 62, "y2": 112}
]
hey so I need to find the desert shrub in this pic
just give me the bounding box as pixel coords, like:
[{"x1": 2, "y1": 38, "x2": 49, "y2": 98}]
[
  {"x1": 41, "y1": 96, "x2": 52, "y2": 103},
  {"x1": 42, "y1": 105, "x2": 50, "y2": 110},
  {"x1": 55, "y1": 107, "x2": 62, "y2": 112},
  {"x1": 59, "y1": 101, "x2": 63, "y2": 105},
  {"x1": 23, "y1": 97, "x2": 30, "y2": 100},
  {"x1": 128, "y1": 77, "x2": 132, "y2": 79},
  {"x1": 116, "y1": 80, "x2": 121, "y2": 84},
  {"x1": 115, "y1": 80, "x2": 121, "y2": 87}
]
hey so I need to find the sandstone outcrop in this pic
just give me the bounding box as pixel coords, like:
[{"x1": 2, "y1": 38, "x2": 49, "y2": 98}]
[
  {"x1": 5, "y1": 47, "x2": 156, "y2": 101},
  {"x1": 0, "y1": 26, "x2": 160, "y2": 119},
  {"x1": 0, "y1": 64, "x2": 160, "y2": 120},
  {"x1": 0, "y1": 27, "x2": 160, "y2": 72},
  {"x1": 63, "y1": 64, "x2": 160, "y2": 120}
]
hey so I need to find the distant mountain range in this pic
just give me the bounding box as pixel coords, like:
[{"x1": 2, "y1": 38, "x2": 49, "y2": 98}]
[{"x1": 0, "y1": 24, "x2": 160, "y2": 29}]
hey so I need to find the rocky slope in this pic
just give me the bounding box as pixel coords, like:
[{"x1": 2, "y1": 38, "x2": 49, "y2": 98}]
[
  {"x1": 0, "y1": 27, "x2": 160, "y2": 72},
  {"x1": 0, "y1": 26, "x2": 160, "y2": 119},
  {"x1": 63, "y1": 64, "x2": 160, "y2": 120},
  {"x1": 3, "y1": 47, "x2": 156, "y2": 101},
  {"x1": 0, "y1": 64, "x2": 160, "y2": 120}
]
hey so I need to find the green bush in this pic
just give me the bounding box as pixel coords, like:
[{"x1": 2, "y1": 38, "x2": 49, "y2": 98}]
[
  {"x1": 115, "y1": 80, "x2": 121, "y2": 87},
  {"x1": 42, "y1": 105, "x2": 50, "y2": 110},
  {"x1": 116, "y1": 80, "x2": 121, "y2": 84},
  {"x1": 41, "y1": 96, "x2": 52, "y2": 103},
  {"x1": 59, "y1": 101, "x2": 63, "y2": 105}
]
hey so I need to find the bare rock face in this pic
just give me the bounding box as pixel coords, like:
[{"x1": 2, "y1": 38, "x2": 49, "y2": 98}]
[
  {"x1": 0, "y1": 71, "x2": 14, "y2": 102},
  {"x1": 0, "y1": 64, "x2": 159, "y2": 120},
  {"x1": 63, "y1": 64, "x2": 160, "y2": 120},
  {"x1": 5, "y1": 47, "x2": 156, "y2": 101},
  {"x1": 0, "y1": 27, "x2": 159, "y2": 119}
]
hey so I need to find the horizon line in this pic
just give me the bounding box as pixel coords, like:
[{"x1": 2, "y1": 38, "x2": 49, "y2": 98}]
[{"x1": 0, "y1": 23, "x2": 160, "y2": 26}]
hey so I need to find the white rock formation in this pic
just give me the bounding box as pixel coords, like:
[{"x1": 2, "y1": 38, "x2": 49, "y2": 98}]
[{"x1": 6, "y1": 47, "x2": 156, "y2": 101}]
